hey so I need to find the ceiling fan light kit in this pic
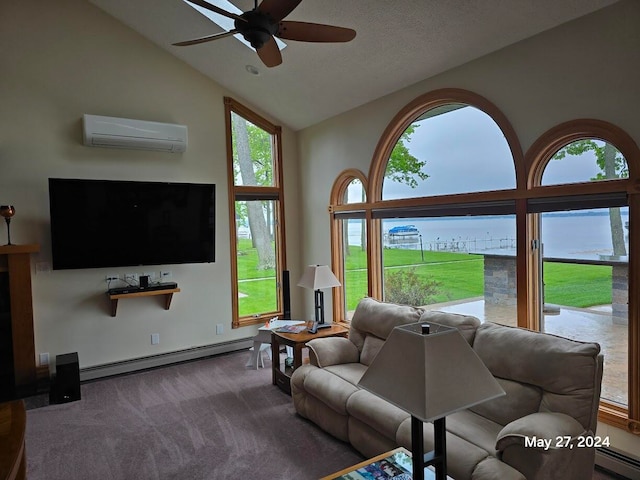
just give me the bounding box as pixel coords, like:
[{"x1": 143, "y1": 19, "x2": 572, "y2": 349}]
[
  {"x1": 174, "y1": 0, "x2": 356, "y2": 67},
  {"x1": 235, "y1": 10, "x2": 277, "y2": 49}
]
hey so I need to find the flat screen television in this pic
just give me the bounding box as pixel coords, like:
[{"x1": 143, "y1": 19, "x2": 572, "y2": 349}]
[{"x1": 49, "y1": 178, "x2": 215, "y2": 270}]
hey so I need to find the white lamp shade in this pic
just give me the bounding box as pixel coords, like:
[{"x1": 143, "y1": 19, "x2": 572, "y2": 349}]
[
  {"x1": 297, "y1": 265, "x2": 341, "y2": 290},
  {"x1": 358, "y1": 322, "x2": 505, "y2": 422}
]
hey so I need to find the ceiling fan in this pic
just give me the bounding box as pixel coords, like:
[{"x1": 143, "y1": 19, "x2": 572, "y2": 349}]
[{"x1": 173, "y1": 0, "x2": 356, "y2": 67}]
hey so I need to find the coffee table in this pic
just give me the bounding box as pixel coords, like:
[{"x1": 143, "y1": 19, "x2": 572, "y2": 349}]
[
  {"x1": 321, "y1": 447, "x2": 450, "y2": 479},
  {"x1": 271, "y1": 323, "x2": 348, "y2": 394}
]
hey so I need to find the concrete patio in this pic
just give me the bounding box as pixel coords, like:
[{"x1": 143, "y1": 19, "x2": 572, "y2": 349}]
[{"x1": 426, "y1": 298, "x2": 627, "y2": 406}]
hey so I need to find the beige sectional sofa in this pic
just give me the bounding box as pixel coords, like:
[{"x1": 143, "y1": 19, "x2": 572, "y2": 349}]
[{"x1": 291, "y1": 298, "x2": 603, "y2": 480}]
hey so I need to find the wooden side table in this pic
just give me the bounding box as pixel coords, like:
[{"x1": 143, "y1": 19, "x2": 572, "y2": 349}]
[{"x1": 271, "y1": 323, "x2": 348, "y2": 394}]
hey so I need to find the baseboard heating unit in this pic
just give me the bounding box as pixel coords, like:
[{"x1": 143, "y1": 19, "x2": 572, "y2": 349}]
[
  {"x1": 80, "y1": 338, "x2": 252, "y2": 381},
  {"x1": 596, "y1": 447, "x2": 640, "y2": 480}
]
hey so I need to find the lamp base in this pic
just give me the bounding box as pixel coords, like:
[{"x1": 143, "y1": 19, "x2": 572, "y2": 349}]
[
  {"x1": 307, "y1": 322, "x2": 332, "y2": 334},
  {"x1": 412, "y1": 415, "x2": 447, "y2": 480}
]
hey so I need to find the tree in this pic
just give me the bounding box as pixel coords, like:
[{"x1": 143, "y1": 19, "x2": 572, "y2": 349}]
[
  {"x1": 552, "y1": 140, "x2": 628, "y2": 255},
  {"x1": 385, "y1": 124, "x2": 429, "y2": 188},
  {"x1": 345, "y1": 124, "x2": 429, "y2": 257},
  {"x1": 231, "y1": 114, "x2": 275, "y2": 270}
]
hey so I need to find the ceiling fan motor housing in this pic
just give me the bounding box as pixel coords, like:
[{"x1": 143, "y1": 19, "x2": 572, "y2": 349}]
[{"x1": 235, "y1": 10, "x2": 278, "y2": 49}]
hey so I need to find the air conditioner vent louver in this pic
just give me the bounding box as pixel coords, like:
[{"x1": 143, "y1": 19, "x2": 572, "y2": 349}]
[{"x1": 82, "y1": 114, "x2": 187, "y2": 153}]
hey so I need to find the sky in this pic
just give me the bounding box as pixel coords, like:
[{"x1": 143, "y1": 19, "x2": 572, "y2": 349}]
[{"x1": 373, "y1": 106, "x2": 606, "y2": 201}]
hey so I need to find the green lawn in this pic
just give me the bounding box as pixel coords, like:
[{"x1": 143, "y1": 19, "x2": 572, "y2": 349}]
[
  {"x1": 542, "y1": 262, "x2": 612, "y2": 307},
  {"x1": 236, "y1": 238, "x2": 276, "y2": 316},
  {"x1": 237, "y1": 239, "x2": 613, "y2": 315}
]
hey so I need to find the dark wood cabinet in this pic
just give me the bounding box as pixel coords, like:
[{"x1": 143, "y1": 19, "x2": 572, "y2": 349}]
[{"x1": 0, "y1": 245, "x2": 39, "y2": 400}]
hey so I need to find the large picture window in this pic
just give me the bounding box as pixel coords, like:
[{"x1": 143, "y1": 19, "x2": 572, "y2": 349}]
[
  {"x1": 330, "y1": 89, "x2": 640, "y2": 435},
  {"x1": 225, "y1": 98, "x2": 286, "y2": 328}
]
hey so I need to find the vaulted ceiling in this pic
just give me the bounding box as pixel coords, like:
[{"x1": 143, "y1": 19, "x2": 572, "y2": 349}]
[{"x1": 90, "y1": 0, "x2": 618, "y2": 130}]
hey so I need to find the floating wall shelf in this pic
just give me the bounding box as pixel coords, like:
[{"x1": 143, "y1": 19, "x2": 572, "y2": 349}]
[{"x1": 107, "y1": 288, "x2": 180, "y2": 317}]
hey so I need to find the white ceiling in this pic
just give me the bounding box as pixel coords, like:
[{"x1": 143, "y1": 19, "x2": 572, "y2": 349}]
[{"x1": 89, "y1": 0, "x2": 618, "y2": 131}]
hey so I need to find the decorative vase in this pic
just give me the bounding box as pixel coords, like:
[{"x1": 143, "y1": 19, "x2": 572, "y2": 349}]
[{"x1": 0, "y1": 205, "x2": 16, "y2": 245}]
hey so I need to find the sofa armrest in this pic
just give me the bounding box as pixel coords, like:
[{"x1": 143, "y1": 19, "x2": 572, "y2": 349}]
[
  {"x1": 497, "y1": 411, "x2": 586, "y2": 450},
  {"x1": 306, "y1": 337, "x2": 360, "y2": 367},
  {"x1": 496, "y1": 412, "x2": 590, "y2": 480}
]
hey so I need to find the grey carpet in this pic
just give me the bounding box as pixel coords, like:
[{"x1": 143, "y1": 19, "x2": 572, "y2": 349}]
[
  {"x1": 25, "y1": 350, "x2": 364, "y2": 480},
  {"x1": 24, "y1": 350, "x2": 624, "y2": 480}
]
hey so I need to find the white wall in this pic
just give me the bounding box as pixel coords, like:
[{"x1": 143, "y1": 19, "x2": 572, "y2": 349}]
[
  {"x1": 0, "y1": 0, "x2": 301, "y2": 369},
  {"x1": 297, "y1": 0, "x2": 640, "y2": 460}
]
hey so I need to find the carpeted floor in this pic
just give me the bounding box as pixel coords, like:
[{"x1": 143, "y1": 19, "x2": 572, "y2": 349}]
[
  {"x1": 24, "y1": 349, "x2": 628, "y2": 480},
  {"x1": 25, "y1": 350, "x2": 364, "y2": 480}
]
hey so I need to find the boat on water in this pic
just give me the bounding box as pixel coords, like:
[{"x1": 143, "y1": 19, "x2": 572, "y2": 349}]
[
  {"x1": 387, "y1": 225, "x2": 420, "y2": 246},
  {"x1": 388, "y1": 225, "x2": 419, "y2": 236}
]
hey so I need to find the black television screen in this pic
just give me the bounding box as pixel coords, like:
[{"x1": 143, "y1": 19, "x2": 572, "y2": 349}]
[{"x1": 49, "y1": 178, "x2": 215, "y2": 270}]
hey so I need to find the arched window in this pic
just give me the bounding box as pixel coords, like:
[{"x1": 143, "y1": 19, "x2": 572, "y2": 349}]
[
  {"x1": 382, "y1": 104, "x2": 516, "y2": 200},
  {"x1": 330, "y1": 170, "x2": 368, "y2": 320},
  {"x1": 526, "y1": 119, "x2": 640, "y2": 429},
  {"x1": 368, "y1": 90, "x2": 522, "y2": 325},
  {"x1": 541, "y1": 139, "x2": 628, "y2": 186}
]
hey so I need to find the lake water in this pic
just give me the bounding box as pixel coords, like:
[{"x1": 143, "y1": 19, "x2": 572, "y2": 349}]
[{"x1": 347, "y1": 211, "x2": 630, "y2": 259}]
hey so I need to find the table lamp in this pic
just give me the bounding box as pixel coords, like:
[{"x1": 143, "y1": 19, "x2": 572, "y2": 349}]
[
  {"x1": 358, "y1": 322, "x2": 505, "y2": 480},
  {"x1": 297, "y1": 265, "x2": 341, "y2": 328}
]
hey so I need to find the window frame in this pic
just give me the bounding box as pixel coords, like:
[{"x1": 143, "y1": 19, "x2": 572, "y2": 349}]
[
  {"x1": 527, "y1": 119, "x2": 640, "y2": 433},
  {"x1": 329, "y1": 91, "x2": 640, "y2": 433},
  {"x1": 329, "y1": 169, "x2": 369, "y2": 319},
  {"x1": 224, "y1": 97, "x2": 287, "y2": 328}
]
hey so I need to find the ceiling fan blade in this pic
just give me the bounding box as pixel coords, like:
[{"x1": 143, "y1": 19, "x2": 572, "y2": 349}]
[
  {"x1": 258, "y1": 0, "x2": 302, "y2": 22},
  {"x1": 183, "y1": 0, "x2": 245, "y2": 22},
  {"x1": 173, "y1": 29, "x2": 238, "y2": 46},
  {"x1": 276, "y1": 21, "x2": 356, "y2": 42},
  {"x1": 256, "y1": 36, "x2": 282, "y2": 67}
]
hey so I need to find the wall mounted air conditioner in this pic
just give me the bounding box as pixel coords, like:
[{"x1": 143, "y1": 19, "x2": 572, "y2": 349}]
[{"x1": 82, "y1": 114, "x2": 188, "y2": 153}]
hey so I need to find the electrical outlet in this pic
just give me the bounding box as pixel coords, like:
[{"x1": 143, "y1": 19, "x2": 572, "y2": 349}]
[
  {"x1": 39, "y1": 352, "x2": 50, "y2": 365},
  {"x1": 216, "y1": 324, "x2": 223, "y2": 335},
  {"x1": 105, "y1": 273, "x2": 119, "y2": 282},
  {"x1": 160, "y1": 271, "x2": 172, "y2": 280},
  {"x1": 36, "y1": 262, "x2": 52, "y2": 274},
  {"x1": 151, "y1": 333, "x2": 160, "y2": 345},
  {"x1": 124, "y1": 273, "x2": 139, "y2": 284}
]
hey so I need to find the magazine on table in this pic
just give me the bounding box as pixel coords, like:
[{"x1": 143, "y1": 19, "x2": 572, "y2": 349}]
[
  {"x1": 276, "y1": 324, "x2": 308, "y2": 333},
  {"x1": 334, "y1": 449, "x2": 413, "y2": 479}
]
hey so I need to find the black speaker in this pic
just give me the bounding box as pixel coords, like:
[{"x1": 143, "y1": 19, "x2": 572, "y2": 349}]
[
  {"x1": 139, "y1": 275, "x2": 149, "y2": 288},
  {"x1": 282, "y1": 270, "x2": 291, "y2": 320},
  {"x1": 50, "y1": 352, "x2": 81, "y2": 404}
]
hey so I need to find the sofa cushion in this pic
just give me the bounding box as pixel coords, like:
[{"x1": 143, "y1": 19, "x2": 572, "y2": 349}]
[
  {"x1": 349, "y1": 298, "x2": 423, "y2": 353},
  {"x1": 298, "y1": 365, "x2": 362, "y2": 415},
  {"x1": 473, "y1": 457, "x2": 526, "y2": 480},
  {"x1": 348, "y1": 416, "x2": 400, "y2": 459},
  {"x1": 419, "y1": 309, "x2": 481, "y2": 345},
  {"x1": 360, "y1": 335, "x2": 385, "y2": 366},
  {"x1": 324, "y1": 363, "x2": 368, "y2": 386},
  {"x1": 472, "y1": 322, "x2": 601, "y2": 431},
  {"x1": 469, "y1": 377, "x2": 542, "y2": 426},
  {"x1": 347, "y1": 389, "x2": 410, "y2": 440},
  {"x1": 447, "y1": 410, "x2": 504, "y2": 457}
]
